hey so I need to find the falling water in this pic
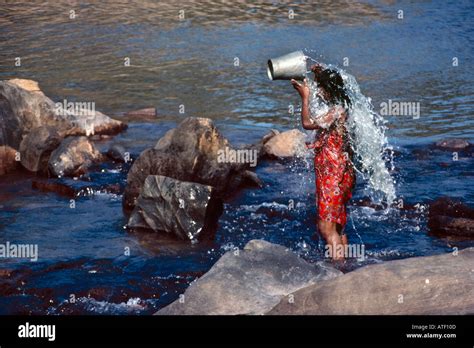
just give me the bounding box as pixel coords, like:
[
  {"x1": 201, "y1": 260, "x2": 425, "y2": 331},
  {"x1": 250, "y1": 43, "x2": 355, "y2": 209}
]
[{"x1": 305, "y1": 59, "x2": 396, "y2": 205}]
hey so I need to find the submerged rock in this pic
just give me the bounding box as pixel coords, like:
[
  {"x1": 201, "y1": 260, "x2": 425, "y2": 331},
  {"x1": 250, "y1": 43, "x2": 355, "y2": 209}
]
[
  {"x1": 19, "y1": 126, "x2": 63, "y2": 173},
  {"x1": 262, "y1": 129, "x2": 307, "y2": 158},
  {"x1": 435, "y1": 138, "x2": 470, "y2": 151},
  {"x1": 0, "y1": 79, "x2": 126, "y2": 151},
  {"x1": 124, "y1": 107, "x2": 157, "y2": 121},
  {"x1": 156, "y1": 240, "x2": 342, "y2": 315},
  {"x1": 31, "y1": 180, "x2": 77, "y2": 198},
  {"x1": 268, "y1": 247, "x2": 474, "y2": 315},
  {"x1": 128, "y1": 175, "x2": 223, "y2": 241},
  {"x1": 123, "y1": 117, "x2": 260, "y2": 212},
  {"x1": 428, "y1": 197, "x2": 474, "y2": 238},
  {"x1": 106, "y1": 144, "x2": 128, "y2": 163},
  {"x1": 48, "y1": 136, "x2": 104, "y2": 177}
]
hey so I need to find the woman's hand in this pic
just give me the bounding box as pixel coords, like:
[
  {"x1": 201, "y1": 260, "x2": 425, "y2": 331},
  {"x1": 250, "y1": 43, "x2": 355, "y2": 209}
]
[{"x1": 291, "y1": 78, "x2": 310, "y2": 100}]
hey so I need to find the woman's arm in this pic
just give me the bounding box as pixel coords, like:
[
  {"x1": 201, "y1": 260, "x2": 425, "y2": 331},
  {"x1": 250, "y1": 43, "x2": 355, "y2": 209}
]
[{"x1": 291, "y1": 79, "x2": 320, "y2": 130}]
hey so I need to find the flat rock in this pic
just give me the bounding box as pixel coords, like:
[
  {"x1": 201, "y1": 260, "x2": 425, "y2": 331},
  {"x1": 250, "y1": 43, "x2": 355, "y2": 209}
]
[
  {"x1": 268, "y1": 247, "x2": 474, "y2": 315},
  {"x1": 156, "y1": 240, "x2": 342, "y2": 315},
  {"x1": 128, "y1": 175, "x2": 223, "y2": 241},
  {"x1": 0, "y1": 79, "x2": 126, "y2": 150},
  {"x1": 435, "y1": 138, "x2": 470, "y2": 151}
]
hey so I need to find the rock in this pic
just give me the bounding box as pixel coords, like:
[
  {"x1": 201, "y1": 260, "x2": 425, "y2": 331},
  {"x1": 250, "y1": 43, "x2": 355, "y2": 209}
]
[
  {"x1": 128, "y1": 175, "x2": 223, "y2": 240},
  {"x1": 156, "y1": 240, "x2": 342, "y2": 315},
  {"x1": 31, "y1": 180, "x2": 77, "y2": 198},
  {"x1": 0, "y1": 146, "x2": 19, "y2": 175},
  {"x1": 0, "y1": 79, "x2": 126, "y2": 150},
  {"x1": 19, "y1": 126, "x2": 63, "y2": 173},
  {"x1": 435, "y1": 138, "x2": 470, "y2": 151},
  {"x1": 428, "y1": 197, "x2": 474, "y2": 238},
  {"x1": 268, "y1": 247, "x2": 474, "y2": 315},
  {"x1": 262, "y1": 129, "x2": 307, "y2": 158},
  {"x1": 48, "y1": 136, "x2": 104, "y2": 177},
  {"x1": 124, "y1": 107, "x2": 157, "y2": 121},
  {"x1": 106, "y1": 144, "x2": 127, "y2": 163},
  {"x1": 123, "y1": 117, "x2": 259, "y2": 212}
]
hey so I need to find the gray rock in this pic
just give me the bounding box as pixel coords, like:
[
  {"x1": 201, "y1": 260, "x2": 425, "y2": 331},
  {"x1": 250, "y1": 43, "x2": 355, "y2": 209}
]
[
  {"x1": 428, "y1": 197, "x2": 474, "y2": 238},
  {"x1": 106, "y1": 144, "x2": 127, "y2": 163},
  {"x1": 128, "y1": 175, "x2": 223, "y2": 240},
  {"x1": 123, "y1": 117, "x2": 260, "y2": 212},
  {"x1": 263, "y1": 129, "x2": 307, "y2": 158},
  {"x1": 0, "y1": 79, "x2": 126, "y2": 150},
  {"x1": 268, "y1": 247, "x2": 474, "y2": 315},
  {"x1": 19, "y1": 126, "x2": 63, "y2": 173},
  {"x1": 48, "y1": 136, "x2": 104, "y2": 177},
  {"x1": 156, "y1": 240, "x2": 342, "y2": 315}
]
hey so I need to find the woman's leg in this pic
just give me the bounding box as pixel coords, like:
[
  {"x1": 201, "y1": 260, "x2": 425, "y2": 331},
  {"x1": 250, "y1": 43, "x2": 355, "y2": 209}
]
[
  {"x1": 336, "y1": 223, "x2": 348, "y2": 247},
  {"x1": 318, "y1": 220, "x2": 345, "y2": 260}
]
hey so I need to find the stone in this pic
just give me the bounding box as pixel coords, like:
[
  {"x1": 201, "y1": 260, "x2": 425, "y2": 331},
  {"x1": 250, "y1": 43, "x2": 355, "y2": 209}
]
[
  {"x1": 0, "y1": 146, "x2": 19, "y2": 175},
  {"x1": 123, "y1": 117, "x2": 259, "y2": 212},
  {"x1": 128, "y1": 175, "x2": 223, "y2": 241},
  {"x1": 0, "y1": 79, "x2": 126, "y2": 150},
  {"x1": 156, "y1": 240, "x2": 342, "y2": 315},
  {"x1": 19, "y1": 126, "x2": 63, "y2": 173},
  {"x1": 48, "y1": 136, "x2": 104, "y2": 177},
  {"x1": 262, "y1": 129, "x2": 307, "y2": 158},
  {"x1": 435, "y1": 138, "x2": 470, "y2": 151},
  {"x1": 268, "y1": 247, "x2": 474, "y2": 315}
]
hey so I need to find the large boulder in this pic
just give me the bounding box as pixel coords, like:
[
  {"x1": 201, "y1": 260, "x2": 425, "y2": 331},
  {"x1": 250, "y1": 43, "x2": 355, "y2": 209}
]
[
  {"x1": 19, "y1": 126, "x2": 63, "y2": 173},
  {"x1": 0, "y1": 79, "x2": 126, "y2": 151},
  {"x1": 156, "y1": 240, "x2": 342, "y2": 315},
  {"x1": 128, "y1": 175, "x2": 223, "y2": 240},
  {"x1": 428, "y1": 197, "x2": 474, "y2": 238},
  {"x1": 48, "y1": 136, "x2": 104, "y2": 177},
  {"x1": 268, "y1": 247, "x2": 474, "y2": 315},
  {"x1": 0, "y1": 146, "x2": 19, "y2": 175},
  {"x1": 262, "y1": 129, "x2": 307, "y2": 158},
  {"x1": 123, "y1": 117, "x2": 260, "y2": 212}
]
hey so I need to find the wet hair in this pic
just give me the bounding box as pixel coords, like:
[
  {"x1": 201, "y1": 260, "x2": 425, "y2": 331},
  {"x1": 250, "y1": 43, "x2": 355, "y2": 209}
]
[{"x1": 315, "y1": 68, "x2": 351, "y2": 108}]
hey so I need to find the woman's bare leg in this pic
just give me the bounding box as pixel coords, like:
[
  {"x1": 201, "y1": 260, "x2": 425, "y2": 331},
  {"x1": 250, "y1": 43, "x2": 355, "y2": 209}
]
[{"x1": 318, "y1": 220, "x2": 345, "y2": 261}]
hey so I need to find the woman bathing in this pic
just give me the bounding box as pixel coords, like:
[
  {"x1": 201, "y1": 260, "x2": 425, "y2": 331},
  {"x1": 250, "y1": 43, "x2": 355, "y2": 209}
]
[{"x1": 291, "y1": 65, "x2": 355, "y2": 261}]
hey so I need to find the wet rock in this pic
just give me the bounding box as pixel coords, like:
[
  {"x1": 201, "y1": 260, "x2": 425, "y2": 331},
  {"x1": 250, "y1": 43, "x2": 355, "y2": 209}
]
[
  {"x1": 106, "y1": 144, "x2": 127, "y2": 163},
  {"x1": 31, "y1": 180, "x2": 77, "y2": 198},
  {"x1": 124, "y1": 107, "x2": 157, "y2": 121},
  {"x1": 19, "y1": 126, "x2": 63, "y2": 173},
  {"x1": 128, "y1": 175, "x2": 223, "y2": 241},
  {"x1": 435, "y1": 138, "x2": 470, "y2": 151},
  {"x1": 268, "y1": 247, "x2": 474, "y2": 315},
  {"x1": 123, "y1": 117, "x2": 259, "y2": 212},
  {"x1": 156, "y1": 240, "x2": 342, "y2": 315},
  {"x1": 0, "y1": 79, "x2": 126, "y2": 150},
  {"x1": 48, "y1": 136, "x2": 104, "y2": 177},
  {"x1": 262, "y1": 129, "x2": 307, "y2": 158},
  {"x1": 428, "y1": 197, "x2": 474, "y2": 238},
  {"x1": 0, "y1": 146, "x2": 19, "y2": 175}
]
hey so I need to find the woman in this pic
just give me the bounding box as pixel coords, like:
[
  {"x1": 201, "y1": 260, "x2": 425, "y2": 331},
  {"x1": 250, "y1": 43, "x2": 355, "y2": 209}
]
[{"x1": 291, "y1": 65, "x2": 355, "y2": 261}]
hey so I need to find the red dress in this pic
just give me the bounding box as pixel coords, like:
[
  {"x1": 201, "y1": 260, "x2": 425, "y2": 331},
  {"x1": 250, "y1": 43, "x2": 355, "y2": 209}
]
[{"x1": 311, "y1": 117, "x2": 355, "y2": 227}]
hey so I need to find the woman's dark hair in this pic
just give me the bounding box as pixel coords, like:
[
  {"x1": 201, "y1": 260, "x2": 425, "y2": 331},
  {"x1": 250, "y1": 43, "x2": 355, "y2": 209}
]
[{"x1": 315, "y1": 68, "x2": 351, "y2": 108}]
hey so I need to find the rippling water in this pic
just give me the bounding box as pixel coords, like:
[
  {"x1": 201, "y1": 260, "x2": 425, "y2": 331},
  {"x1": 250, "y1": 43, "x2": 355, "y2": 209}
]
[{"x1": 0, "y1": 0, "x2": 473, "y2": 314}]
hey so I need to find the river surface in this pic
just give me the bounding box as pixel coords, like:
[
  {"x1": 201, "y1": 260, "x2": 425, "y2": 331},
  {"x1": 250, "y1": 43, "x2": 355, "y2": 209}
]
[{"x1": 0, "y1": 0, "x2": 473, "y2": 314}]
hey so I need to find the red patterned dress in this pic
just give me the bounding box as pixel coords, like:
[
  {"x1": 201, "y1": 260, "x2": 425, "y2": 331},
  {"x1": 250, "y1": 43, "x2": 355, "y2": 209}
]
[{"x1": 310, "y1": 110, "x2": 355, "y2": 227}]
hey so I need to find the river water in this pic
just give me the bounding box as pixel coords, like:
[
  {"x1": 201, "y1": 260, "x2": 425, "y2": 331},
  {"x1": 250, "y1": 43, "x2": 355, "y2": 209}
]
[{"x1": 0, "y1": 0, "x2": 473, "y2": 314}]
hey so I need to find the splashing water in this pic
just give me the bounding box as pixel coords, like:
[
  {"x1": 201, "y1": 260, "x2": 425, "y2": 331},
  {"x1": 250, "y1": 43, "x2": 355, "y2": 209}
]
[{"x1": 305, "y1": 58, "x2": 396, "y2": 205}]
